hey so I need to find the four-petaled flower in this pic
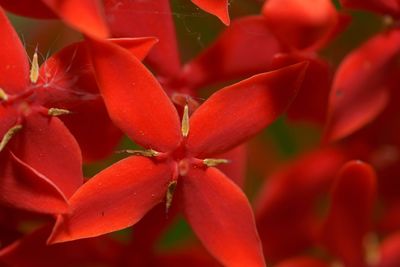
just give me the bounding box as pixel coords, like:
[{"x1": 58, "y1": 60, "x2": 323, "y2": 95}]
[{"x1": 48, "y1": 38, "x2": 307, "y2": 267}]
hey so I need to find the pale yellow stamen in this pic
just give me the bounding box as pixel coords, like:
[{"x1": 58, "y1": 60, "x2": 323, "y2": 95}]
[
  {"x1": 166, "y1": 180, "x2": 177, "y2": 214},
  {"x1": 48, "y1": 108, "x2": 71, "y2": 116},
  {"x1": 0, "y1": 125, "x2": 22, "y2": 152},
  {"x1": 30, "y1": 52, "x2": 39, "y2": 84},
  {"x1": 181, "y1": 104, "x2": 189, "y2": 137},
  {"x1": 116, "y1": 149, "x2": 159, "y2": 157},
  {"x1": 203, "y1": 158, "x2": 229, "y2": 167},
  {"x1": 0, "y1": 88, "x2": 8, "y2": 101}
]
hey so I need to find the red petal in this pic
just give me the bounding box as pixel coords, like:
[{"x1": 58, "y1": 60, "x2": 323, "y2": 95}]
[
  {"x1": 10, "y1": 113, "x2": 83, "y2": 198},
  {"x1": 378, "y1": 232, "x2": 400, "y2": 267},
  {"x1": 0, "y1": 0, "x2": 56, "y2": 18},
  {"x1": 340, "y1": 0, "x2": 400, "y2": 17},
  {"x1": 190, "y1": 0, "x2": 230, "y2": 25},
  {"x1": 0, "y1": 225, "x2": 121, "y2": 267},
  {"x1": 213, "y1": 144, "x2": 247, "y2": 188},
  {"x1": 0, "y1": 7, "x2": 29, "y2": 94},
  {"x1": 88, "y1": 39, "x2": 181, "y2": 152},
  {"x1": 48, "y1": 156, "x2": 173, "y2": 244},
  {"x1": 275, "y1": 257, "x2": 329, "y2": 267},
  {"x1": 262, "y1": 0, "x2": 339, "y2": 51},
  {"x1": 255, "y1": 147, "x2": 347, "y2": 261},
  {"x1": 108, "y1": 37, "x2": 159, "y2": 61},
  {"x1": 0, "y1": 152, "x2": 68, "y2": 214},
  {"x1": 321, "y1": 161, "x2": 377, "y2": 267},
  {"x1": 104, "y1": 0, "x2": 181, "y2": 77},
  {"x1": 182, "y1": 16, "x2": 281, "y2": 89},
  {"x1": 182, "y1": 167, "x2": 265, "y2": 267},
  {"x1": 324, "y1": 30, "x2": 400, "y2": 142},
  {"x1": 187, "y1": 62, "x2": 307, "y2": 157},
  {"x1": 42, "y1": 0, "x2": 109, "y2": 38},
  {"x1": 271, "y1": 53, "x2": 332, "y2": 124},
  {"x1": 0, "y1": 107, "x2": 18, "y2": 141}
]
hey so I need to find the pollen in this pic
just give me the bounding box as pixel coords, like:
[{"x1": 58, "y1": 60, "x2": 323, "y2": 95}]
[
  {"x1": 203, "y1": 158, "x2": 229, "y2": 167},
  {"x1": 30, "y1": 51, "x2": 39, "y2": 84},
  {"x1": 116, "y1": 149, "x2": 159, "y2": 157},
  {"x1": 0, "y1": 124, "x2": 23, "y2": 152},
  {"x1": 0, "y1": 88, "x2": 8, "y2": 101},
  {"x1": 48, "y1": 108, "x2": 71, "y2": 117},
  {"x1": 181, "y1": 104, "x2": 190, "y2": 137},
  {"x1": 165, "y1": 180, "x2": 177, "y2": 214}
]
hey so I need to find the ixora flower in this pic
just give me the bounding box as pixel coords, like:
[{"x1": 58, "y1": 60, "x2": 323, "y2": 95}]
[
  {"x1": 48, "y1": 39, "x2": 308, "y2": 267},
  {"x1": 0, "y1": 6, "x2": 155, "y2": 212},
  {"x1": 0, "y1": 7, "x2": 83, "y2": 213}
]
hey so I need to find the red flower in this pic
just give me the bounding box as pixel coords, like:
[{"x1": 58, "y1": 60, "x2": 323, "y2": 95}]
[
  {"x1": 48, "y1": 39, "x2": 307, "y2": 266},
  {"x1": 182, "y1": 0, "x2": 348, "y2": 125},
  {"x1": 0, "y1": 7, "x2": 83, "y2": 213}
]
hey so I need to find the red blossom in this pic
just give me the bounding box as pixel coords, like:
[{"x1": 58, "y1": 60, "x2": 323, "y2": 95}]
[{"x1": 47, "y1": 38, "x2": 307, "y2": 267}]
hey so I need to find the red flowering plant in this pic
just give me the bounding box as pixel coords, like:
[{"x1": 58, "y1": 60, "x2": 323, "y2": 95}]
[
  {"x1": 47, "y1": 38, "x2": 307, "y2": 266},
  {"x1": 1, "y1": 1, "x2": 400, "y2": 267}
]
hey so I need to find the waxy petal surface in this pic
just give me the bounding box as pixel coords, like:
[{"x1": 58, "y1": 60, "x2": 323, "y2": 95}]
[
  {"x1": 42, "y1": 0, "x2": 109, "y2": 38},
  {"x1": 271, "y1": 53, "x2": 332, "y2": 124},
  {"x1": 10, "y1": 114, "x2": 83, "y2": 198},
  {"x1": 0, "y1": 106, "x2": 18, "y2": 142},
  {"x1": 104, "y1": 0, "x2": 181, "y2": 77},
  {"x1": 182, "y1": 167, "x2": 265, "y2": 267},
  {"x1": 187, "y1": 62, "x2": 307, "y2": 157},
  {"x1": 88, "y1": 39, "x2": 181, "y2": 152},
  {"x1": 109, "y1": 37, "x2": 159, "y2": 61},
  {"x1": 321, "y1": 161, "x2": 377, "y2": 267},
  {"x1": 191, "y1": 0, "x2": 230, "y2": 25},
  {"x1": 0, "y1": 152, "x2": 68, "y2": 214},
  {"x1": 0, "y1": 7, "x2": 29, "y2": 94},
  {"x1": 48, "y1": 156, "x2": 173, "y2": 244},
  {"x1": 325, "y1": 29, "x2": 400, "y2": 142},
  {"x1": 182, "y1": 16, "x2": 281, "y2": 89},
  {"x1": 262, "y1": 0, "x2": 338, "y2": 51},
  {"x1": 214, "y1": 144, "x2": 247, "y2": 187}
]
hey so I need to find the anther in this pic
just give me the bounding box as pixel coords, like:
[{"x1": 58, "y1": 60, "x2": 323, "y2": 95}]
[
  {"x1": 30, "y1": 51, "x2": 39, "y2": 84},
  {"x1": 48, "y1": 108, "x2": 71, "y2": 116},
  {"x1": 181, "y1": 104, "x2": 189, "y2": 137},
  {"x1": 0, "y1": 125, "x2": 23, "y2": 152},
  {"x1": 0, "y1": 88, "x2": 8, "y2": 101},
  {"x1": 116, "y1": 149, "x2": 159, "y2": 157},
  {"x1": 166, "y1": 180, "x2": 177, "y2": 214},
  {"x1": 203, "y1": 158, "x2": 229, "y2": 167}
]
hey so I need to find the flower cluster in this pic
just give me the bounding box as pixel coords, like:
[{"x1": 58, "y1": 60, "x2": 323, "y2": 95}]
[{"x1": 0, "y1": 0, "x2": 400, "y2": 267}]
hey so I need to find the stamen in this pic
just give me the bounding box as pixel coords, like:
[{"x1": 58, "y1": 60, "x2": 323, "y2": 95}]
[
  {"x1": 166, "y1": 180, "x2": 177, "y2": 214},
  {"x1": 0, "y1": 125, "x2": 23, "y2": 152},
  {"x1": 0, "y1": 88, "x2": 8, "y2": 101},
  {"x1": 48, "y1": 108, "x2": 71, "y2": 116},
  {"x1": 30, "y1": 51, "x2": 39, "y2": 84},
  {"x1": 116, "y1": 149, "x2": 159, "y2": 157},
  {"x1": 181, "y1": 104, "x2": 189, "y2": 137},
  {"x1": 203, "y1": 158, "x2": 229, "y2": 167}
]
